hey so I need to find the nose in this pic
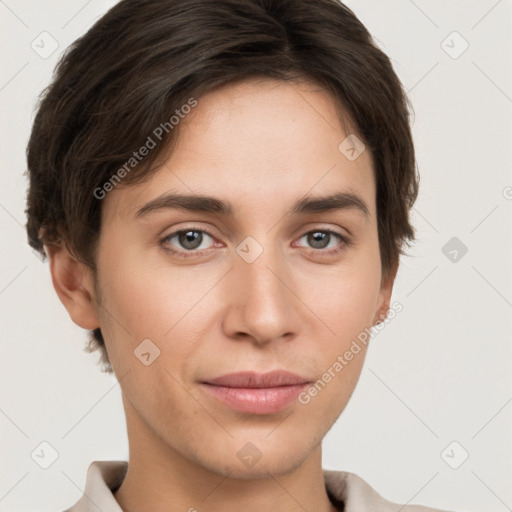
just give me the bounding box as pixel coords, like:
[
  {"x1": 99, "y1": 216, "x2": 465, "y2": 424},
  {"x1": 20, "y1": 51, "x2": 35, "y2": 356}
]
[{"x1": 222, "y1": 242, "x2": 301, "y2": 346}]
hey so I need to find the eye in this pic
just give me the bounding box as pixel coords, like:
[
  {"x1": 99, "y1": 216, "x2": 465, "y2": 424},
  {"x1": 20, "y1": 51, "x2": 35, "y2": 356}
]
[
  {"x1": 161, "y1": 228, "x2": 216, "y2": 257},
  {"x1": 294, "y1": 229, "x2": 352, "y2": 255}
]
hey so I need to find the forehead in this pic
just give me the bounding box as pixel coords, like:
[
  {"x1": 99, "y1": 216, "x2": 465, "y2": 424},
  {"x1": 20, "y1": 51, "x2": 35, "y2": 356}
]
[{"x1": 103, "y1": 78, "x2": 376, "y2": 223}]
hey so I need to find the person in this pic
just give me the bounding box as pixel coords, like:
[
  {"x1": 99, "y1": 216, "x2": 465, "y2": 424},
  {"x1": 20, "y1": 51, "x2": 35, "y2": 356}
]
[{"x1": 24, "y1": 0, "x2": 457, "y2": 510}]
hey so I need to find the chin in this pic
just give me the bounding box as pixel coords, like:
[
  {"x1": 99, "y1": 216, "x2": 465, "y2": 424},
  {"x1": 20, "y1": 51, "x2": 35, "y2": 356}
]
[{"x1": 199, "y1": 444, "x2": 310, "y2": 480}]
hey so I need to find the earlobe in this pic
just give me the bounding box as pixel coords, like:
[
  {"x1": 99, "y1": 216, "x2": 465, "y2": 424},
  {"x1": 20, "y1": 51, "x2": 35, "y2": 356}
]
[{"x1": 46, "y1": 242, "x2": 100, "y2": 330}]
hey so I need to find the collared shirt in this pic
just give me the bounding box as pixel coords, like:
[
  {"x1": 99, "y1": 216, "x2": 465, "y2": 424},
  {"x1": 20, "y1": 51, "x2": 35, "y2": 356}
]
[{"x1": 63, "y1": 460, "x2": 454, "y2": 512}]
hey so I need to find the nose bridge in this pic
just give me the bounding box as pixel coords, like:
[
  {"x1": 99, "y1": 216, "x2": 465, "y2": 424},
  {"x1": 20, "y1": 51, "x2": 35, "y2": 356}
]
[
  {"x1": 227, "y1": 233, "x2": 297, "y2": 342},
  {"x1": 237, "y1": 235, "x2": 287, "y2": 302}
]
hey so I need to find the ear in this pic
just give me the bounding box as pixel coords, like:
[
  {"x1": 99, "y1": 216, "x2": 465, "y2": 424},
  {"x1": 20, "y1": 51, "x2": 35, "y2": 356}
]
[
  {"x1": 45, "y1": 242, "x2": 100, "y2": 330},
  {"x1": 373, "y1": 261, "x2": 399, "y2": 326}
]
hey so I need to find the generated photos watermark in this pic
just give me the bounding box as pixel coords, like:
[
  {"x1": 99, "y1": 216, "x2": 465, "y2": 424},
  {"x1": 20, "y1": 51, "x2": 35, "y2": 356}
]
[
  {"x1": 298, "y1": 300, "x2": 403, "y2": 405},
  {"x1": 93, "y1": 97, "x2": 198, "y2": 200}
]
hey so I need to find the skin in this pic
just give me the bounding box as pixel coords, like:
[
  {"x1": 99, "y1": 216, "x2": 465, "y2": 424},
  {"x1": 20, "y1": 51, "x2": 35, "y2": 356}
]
[{"x1": 47, "y1": 78, "x2": 397, "y2": 512}]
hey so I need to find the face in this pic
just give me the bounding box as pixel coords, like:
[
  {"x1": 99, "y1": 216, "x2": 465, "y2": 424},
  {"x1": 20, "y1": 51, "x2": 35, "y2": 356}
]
[{"x1": 80, "y1": 78, "x2": 394, "y2": 478}]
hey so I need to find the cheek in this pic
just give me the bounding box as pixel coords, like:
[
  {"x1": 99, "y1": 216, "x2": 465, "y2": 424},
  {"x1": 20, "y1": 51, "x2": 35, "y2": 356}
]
[
  {"x1": 296, "y1": 241, "x2": 381, "y2": 401},
  {"x1": 95, "y1": 251, "x2": 223, "y2": 377},
  {"x1": 301, "y1": 253, "x2": 382, "y2": 338},
  {"x1": 97, "y1": 242, "x2": 206, "y2": 333}
]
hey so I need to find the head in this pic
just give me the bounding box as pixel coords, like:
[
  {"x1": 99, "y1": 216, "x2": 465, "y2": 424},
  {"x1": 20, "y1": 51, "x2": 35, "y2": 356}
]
[{"x1": 25, "y1": 0, "x2": 418, "y2": 477}]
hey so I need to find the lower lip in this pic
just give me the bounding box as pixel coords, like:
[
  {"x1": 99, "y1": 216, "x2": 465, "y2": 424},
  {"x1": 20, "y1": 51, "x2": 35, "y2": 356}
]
[{"x1": 200, "y1": 383, "x2": 309, "y2": 414}]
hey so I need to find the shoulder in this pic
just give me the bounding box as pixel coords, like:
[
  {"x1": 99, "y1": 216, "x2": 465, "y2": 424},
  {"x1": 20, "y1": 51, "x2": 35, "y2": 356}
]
[
  {"x1": 61, "y1": 460, "x2": 128, "y2": 512},
  {"x1": 323, "y1": 469, "x2": 457, "y2": 512}
]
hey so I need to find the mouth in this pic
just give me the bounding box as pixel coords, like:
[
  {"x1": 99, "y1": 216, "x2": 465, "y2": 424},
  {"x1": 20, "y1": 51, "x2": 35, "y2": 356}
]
[{"x1": 200, "y1": 370, "x2": 311, "y2": 415}]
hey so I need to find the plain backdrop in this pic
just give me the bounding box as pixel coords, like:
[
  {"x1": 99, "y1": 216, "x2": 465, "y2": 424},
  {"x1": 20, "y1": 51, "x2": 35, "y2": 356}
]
[{"x1": 1, "y1": 1, "x2": 511, "y2": 511}]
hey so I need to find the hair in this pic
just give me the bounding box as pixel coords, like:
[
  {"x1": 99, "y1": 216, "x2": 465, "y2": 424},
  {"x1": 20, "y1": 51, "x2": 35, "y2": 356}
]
[{"x1": 25, "y1": 0, "x2": 419, "y2": 374}]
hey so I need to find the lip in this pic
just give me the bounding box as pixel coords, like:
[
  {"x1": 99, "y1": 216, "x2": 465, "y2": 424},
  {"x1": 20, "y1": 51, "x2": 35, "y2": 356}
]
[
  {"x1": 200, "y1": 370, "x2": 311, "y2": 415},
  {"x1": 203, "y1": 370, "x2": 310, "y2": 388}
]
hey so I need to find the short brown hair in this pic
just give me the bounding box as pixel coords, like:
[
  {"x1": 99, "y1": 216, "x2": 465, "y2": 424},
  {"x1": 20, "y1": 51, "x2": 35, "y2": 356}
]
[{"x1": 25, "y1": 0, "x2": 419, "y2": 374}]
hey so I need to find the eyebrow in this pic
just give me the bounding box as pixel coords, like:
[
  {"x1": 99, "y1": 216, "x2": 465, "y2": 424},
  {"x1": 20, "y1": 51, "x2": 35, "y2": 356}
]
[{"x1": 135, "y1": 191, "x2": 370, "y2": 219}]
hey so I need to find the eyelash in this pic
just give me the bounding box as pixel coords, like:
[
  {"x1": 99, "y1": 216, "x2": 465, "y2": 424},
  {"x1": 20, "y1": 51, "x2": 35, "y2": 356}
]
[{"x1": 160, "y1": 226, "x2": 353, "y2": 259}]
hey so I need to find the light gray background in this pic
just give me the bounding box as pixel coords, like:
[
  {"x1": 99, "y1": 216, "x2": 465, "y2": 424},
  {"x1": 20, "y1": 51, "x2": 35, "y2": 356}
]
[{"x1": 1, "y1": 1, "x2": 511, "y2": 511}]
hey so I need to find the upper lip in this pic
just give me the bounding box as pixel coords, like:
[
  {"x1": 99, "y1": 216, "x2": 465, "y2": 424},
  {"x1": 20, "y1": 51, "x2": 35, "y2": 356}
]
[{"x1": 202, "y1": 370, "x2": 311, "y2": 388}]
